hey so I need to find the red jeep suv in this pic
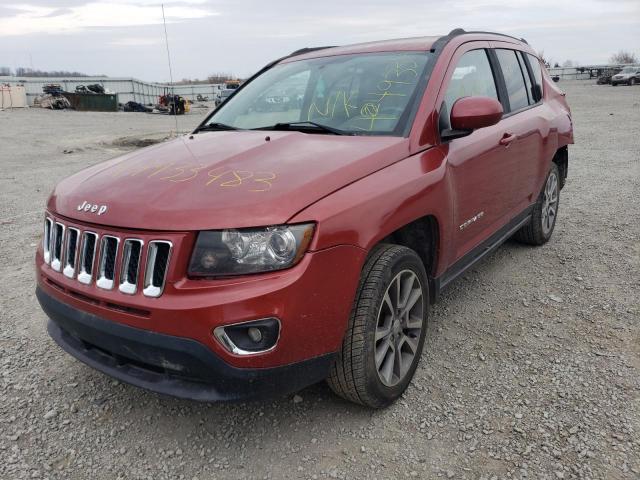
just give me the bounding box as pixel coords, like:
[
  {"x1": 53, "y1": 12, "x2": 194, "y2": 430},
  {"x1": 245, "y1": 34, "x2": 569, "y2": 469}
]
[{"x1": 36, "y1": 29, "x2": 573, "y2": 407}]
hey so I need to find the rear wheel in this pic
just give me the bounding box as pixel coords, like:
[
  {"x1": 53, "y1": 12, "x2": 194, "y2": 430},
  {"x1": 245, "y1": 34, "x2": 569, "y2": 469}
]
[
  {"x1": 514, "y1": 164, "x2": 560, "y2": 245},
  {"x1": 327, "y1": 244, "x2": 428, "y2": 408},
  {"x1": 630, "y1": 78, "x2": 636, "y2": 86}
]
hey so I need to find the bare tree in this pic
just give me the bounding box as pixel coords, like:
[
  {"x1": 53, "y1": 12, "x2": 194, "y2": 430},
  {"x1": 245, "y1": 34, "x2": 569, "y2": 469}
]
[
  {"x1": 14, "y1": 67, "x2": 94, "y2": 77},
  {"x1": 562, "y1": 60, "x2": 573, "y2": 67},
  {"x1": 609, "y1": 50, "x2": 638, "y2": 64},
  {"x1": 207, "y1": 72, "x2": 236, "y2": 84},
  {"x1": 537, "y1": 50, "x2": 550, "y2": 68},
  {"x1": 0, "y1": 66, "x2": 11, "y2": 76}
]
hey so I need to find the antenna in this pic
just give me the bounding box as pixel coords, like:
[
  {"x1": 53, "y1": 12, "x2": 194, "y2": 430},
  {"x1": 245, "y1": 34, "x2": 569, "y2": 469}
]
[{"x1": 161, "y1": 4, "x2": 179, "y2": 134}]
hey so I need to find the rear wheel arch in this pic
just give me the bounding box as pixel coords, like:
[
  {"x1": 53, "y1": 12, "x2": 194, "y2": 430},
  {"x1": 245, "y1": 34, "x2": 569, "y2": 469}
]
[{"x1": 552, "y1": 146, "x2": 568, "y2": 189}]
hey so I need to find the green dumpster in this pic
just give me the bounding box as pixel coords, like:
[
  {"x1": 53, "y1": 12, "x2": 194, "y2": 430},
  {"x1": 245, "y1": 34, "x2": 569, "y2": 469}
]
[{"x1": 62, "y1": 92, "x2": 118, "y2": 112}]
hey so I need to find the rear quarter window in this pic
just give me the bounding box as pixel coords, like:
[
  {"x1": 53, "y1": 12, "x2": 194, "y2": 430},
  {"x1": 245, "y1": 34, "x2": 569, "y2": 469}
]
[{"x1": 526, "y1": 53, "x2": 544, "y2": 101}]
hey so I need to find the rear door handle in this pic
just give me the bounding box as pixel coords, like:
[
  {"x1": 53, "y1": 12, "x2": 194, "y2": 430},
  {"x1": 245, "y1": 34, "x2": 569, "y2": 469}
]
[{"x1": 499, "y1": 132, "x2": 517, "y2": 146}]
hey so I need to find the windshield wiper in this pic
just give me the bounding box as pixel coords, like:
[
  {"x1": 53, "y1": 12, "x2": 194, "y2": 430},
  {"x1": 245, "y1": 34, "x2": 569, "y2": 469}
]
[
  {"x1": 193, "y1": 122, "x2": 240, "y2": 133},
  {"x1": 254, "y1": 121, "x2": 351, "y2": 135}
]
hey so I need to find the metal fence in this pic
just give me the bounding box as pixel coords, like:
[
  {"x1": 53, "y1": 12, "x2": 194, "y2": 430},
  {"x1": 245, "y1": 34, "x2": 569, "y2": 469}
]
[
  {"x1": 548, "y1": 64, "x2": 640, "y2": 80},
  {"x1": 0, "y1": 76, "x2": 224, "y2": 106}
]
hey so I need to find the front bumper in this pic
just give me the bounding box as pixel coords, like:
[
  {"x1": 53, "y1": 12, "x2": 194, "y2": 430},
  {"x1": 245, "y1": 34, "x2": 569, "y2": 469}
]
[
  {"x1": 36, "y1": 221, "x2": 366, "y2": 369},
  {"x1": 38, "y1": 287, "x2": 335, "y2": 401}
]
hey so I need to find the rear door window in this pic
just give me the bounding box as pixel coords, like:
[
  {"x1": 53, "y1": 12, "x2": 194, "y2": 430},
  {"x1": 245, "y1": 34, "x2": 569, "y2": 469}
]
[{"x1": 495, "y1": 49, "x2": 529, "y2": 112}]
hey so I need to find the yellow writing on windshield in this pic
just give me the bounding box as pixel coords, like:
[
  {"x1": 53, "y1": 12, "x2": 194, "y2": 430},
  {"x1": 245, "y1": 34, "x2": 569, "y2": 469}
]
[
  {"x1": 354, "y1": 59, "x2": 420, "y2": 131},
  {"x1": 307, "y1": 90, "x2": 357, "y2": 121}
]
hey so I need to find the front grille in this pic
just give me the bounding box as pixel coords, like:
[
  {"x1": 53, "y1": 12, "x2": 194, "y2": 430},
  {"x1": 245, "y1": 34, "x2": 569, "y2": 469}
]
[
  {"x1": 43, "y1": 218, "x2": 52, "y2": 264},
  {"x1": 43, "y1": 217, "x2": 172, "y2": 298},
  {"x1": 97, "y1": 236, "x2": 119, "y2": 290},
  {"x1": 119, "y1": 239, "x2": 143, "y2": 294},
  {"x1": 51, "y1": 222, "x2": 65, "y2": 272},
  {"x1": 143, "y1": 241, "x2": 172, "y2": 298},
  {"x1": 63, "y1": 228, "x2": 80, "y2": 278},
  {"x1": 78, "y1": 232, "x2": 97, "y2": 284}
]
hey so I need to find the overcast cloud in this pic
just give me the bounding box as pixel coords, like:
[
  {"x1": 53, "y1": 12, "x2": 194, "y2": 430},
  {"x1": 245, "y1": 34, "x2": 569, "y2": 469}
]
[{"x1": 0, "y1": 0, "x2": 638, "y2": 82}]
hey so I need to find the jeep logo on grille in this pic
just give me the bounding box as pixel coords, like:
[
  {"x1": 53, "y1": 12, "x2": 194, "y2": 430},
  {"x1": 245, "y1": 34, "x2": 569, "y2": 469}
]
[{"x1": 77, "y1": 201, "x2": 108, "y2": 215}]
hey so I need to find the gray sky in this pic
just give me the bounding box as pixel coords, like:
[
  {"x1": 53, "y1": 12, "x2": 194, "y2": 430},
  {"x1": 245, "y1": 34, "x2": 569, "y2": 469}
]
[{"x1": 1, "y1": 0, "x2": 638, "y2": 82}]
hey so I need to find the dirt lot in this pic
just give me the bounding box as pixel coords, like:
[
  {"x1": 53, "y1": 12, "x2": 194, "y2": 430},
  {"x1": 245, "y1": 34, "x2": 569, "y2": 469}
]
[{"x1": 1, "y1": 82, "x2": 638, "y2": 480}]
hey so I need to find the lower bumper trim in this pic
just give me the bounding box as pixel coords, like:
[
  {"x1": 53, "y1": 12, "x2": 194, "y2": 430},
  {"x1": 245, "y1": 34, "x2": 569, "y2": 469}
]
[{"x1": 38, "y1": 287, "x2": 335, "y2": 402}]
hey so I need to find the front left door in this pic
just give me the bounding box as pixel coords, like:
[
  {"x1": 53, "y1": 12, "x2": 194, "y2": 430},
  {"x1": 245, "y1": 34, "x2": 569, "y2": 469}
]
[{"x1": 437, "y1": 44, "x2": 518, "y2": 262}]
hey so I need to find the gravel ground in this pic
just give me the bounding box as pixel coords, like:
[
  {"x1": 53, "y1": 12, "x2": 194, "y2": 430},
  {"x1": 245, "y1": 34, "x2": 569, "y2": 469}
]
[{"x1": 0, "y1": 81, "x2": 638, "y2": 480}]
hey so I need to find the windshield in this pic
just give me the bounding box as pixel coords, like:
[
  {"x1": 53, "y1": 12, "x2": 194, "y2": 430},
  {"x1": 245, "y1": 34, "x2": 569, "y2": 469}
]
[
  {"x1": 203, "y1": 51, "x2": 432, "y2": 135},
  {"x1": 620, "y1": 67, "x2": 636, "y2": 73}
]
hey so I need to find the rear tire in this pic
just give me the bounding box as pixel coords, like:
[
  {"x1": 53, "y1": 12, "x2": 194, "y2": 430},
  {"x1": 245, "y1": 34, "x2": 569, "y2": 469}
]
[
  {"x1": 514, "y1": 164, "x2": 560, "y2": 245},
  {"x1": 630, "y1": 78, "x2": 636, "y2": 86},
  {"x1": 327, "y1": 244, "x2": 429, "y2": 408}
]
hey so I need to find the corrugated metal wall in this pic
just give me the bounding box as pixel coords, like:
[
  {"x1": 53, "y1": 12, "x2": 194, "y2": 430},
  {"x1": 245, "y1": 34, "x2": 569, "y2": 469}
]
[
  {"x1": 0, "y1": 76, "x2": 223, "y2": 106},
  {"x1": 548, "y1": 64, "x2": 640, "y2": 80},
  {"x1": 547, "y1": 67, "x2": 590, "y2": 80}
]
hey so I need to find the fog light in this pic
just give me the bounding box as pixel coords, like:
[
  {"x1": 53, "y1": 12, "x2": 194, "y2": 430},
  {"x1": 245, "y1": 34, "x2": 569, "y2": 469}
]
[
  {"x1": 213, "y1": 318, "x2": 280, "y2": 355},
  {"x1": 247, "y1": 327, "x2": 262, "y2": 343}
]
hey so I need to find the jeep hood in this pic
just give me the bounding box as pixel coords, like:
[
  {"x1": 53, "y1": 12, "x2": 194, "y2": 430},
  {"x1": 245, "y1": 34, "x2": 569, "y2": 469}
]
[{"x1": 48, "y1": 131, "x2": 409, "y2": 231}]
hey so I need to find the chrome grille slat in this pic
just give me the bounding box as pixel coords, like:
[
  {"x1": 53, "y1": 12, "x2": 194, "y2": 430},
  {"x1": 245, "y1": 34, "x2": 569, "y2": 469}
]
[
  {"x1": 51, "y1": 223, "x2": 65, "y2": 272},
  {"x1": 119, "y1": 239, "x2": 143, "y2": 295},
  {"x1": 96, "y1": 235, "x2": 119, "y2": 290},
  {"x1": 63, "y1": 227, "x2": 80, "y2": 278},
  {"x1": 77, "y1": 231, "x2": 98, "y2": 284},
  {"x1": 44, "y1": 220, "x2": 171, "y2": 297},
  {"x1": 43, "y1": 218, "x2": 53, "y2": 264},
  {"x1": 143, "y1": 241, "x2": 172, "y2": 298}
]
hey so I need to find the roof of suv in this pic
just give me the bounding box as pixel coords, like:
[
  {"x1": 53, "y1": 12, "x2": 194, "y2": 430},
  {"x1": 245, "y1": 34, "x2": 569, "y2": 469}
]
[{"x1": 281, "y1": 29, "x2": 530, "y2": 63}]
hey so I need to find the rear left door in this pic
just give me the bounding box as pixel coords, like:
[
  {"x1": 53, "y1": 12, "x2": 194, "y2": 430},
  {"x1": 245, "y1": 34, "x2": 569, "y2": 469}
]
[{"x1": 489, "y1": 46, "x2": 546, "y2": 214}]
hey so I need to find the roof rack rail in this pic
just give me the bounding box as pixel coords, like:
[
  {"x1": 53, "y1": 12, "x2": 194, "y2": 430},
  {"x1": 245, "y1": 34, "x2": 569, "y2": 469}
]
[
  {"x1": 430, "y1": 28, "x2": 465, "y2": 52},
  {"x1": 289, "y1": 46, "x2": 336, "y2": 57},
  {"x1": 445, "y1": 28, "x2": 529, "y2": 45}
]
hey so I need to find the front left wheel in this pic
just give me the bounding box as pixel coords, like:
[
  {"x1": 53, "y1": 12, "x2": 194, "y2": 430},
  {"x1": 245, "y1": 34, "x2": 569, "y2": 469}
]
[{"x1": 327, "y1": 244, "x2": 429, "y2": 408}]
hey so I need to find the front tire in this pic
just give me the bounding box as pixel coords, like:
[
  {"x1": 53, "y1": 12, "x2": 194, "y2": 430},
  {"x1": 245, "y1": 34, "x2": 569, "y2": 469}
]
[
  {"x1": 630, "y1": 78, "x2": 636, "y2": 86},
  {"x1": 514, "y1": 164, "x2": 560, "y2": 245},
  {"x1": 327, "y1": 244, "x2": 429, "y2": 408}
]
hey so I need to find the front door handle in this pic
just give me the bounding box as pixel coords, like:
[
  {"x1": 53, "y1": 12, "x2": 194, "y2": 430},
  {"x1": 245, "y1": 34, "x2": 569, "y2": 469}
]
[{"x1": 499, "y1": 132, "x2": 517, "y2": 146}]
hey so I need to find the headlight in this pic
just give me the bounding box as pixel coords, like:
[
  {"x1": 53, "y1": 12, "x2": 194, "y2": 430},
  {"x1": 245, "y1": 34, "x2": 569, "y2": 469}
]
[{"x1": 188, "y1": 223, "x2": 314, "y2": 277}]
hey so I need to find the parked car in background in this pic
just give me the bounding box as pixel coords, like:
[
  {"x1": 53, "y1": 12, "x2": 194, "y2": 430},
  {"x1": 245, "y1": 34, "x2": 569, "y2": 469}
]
[
  {"x1": 36, "y1": 29, "x2": 573, "y2": 408},
  {"x1": 597, "y1": 67, "x2": 622, "y2": 85},
  {"x1": 215, "y1": 88, "x2": 236, "y2": 106},
  {"x1": 611, "y1": 66, "x2": 640, "y2": 86}
]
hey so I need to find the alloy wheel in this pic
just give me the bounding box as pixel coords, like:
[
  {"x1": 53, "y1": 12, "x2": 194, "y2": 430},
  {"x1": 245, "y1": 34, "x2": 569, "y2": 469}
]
[
  {"x1": 541, "y1": 171, "x2": 559, "y2": 235},
  {"x1": 374, "y1": 269, "x2": 424, "y2": 387}
]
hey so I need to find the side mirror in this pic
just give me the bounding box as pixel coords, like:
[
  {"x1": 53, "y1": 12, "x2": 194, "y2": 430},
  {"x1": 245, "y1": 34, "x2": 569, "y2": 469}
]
[{"x1": 442, "y1": 96, "x2": 503, "y2": 140}]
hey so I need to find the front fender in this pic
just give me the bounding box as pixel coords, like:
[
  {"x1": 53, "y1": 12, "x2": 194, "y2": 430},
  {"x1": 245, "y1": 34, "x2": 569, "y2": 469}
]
[{"x1": 289, "y1": 147, "x2": 453, "y2": 276}]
